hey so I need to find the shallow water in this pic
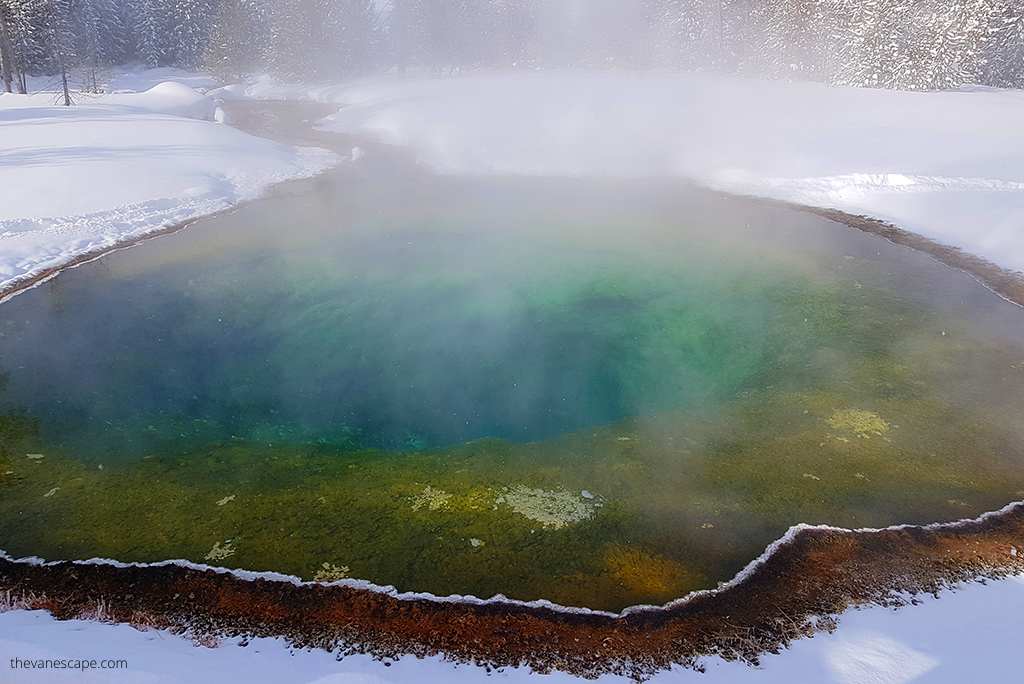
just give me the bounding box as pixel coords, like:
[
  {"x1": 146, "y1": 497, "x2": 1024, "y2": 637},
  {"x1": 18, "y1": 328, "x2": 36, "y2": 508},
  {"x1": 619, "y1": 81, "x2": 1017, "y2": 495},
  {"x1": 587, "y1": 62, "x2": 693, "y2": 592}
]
[{"x1": 3, "y1": 109, "x2": 1024, "y2": 610}]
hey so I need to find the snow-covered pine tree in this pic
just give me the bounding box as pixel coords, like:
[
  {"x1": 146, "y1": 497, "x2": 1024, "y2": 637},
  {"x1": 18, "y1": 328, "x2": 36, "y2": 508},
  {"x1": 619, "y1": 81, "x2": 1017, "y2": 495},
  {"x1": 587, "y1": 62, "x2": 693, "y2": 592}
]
[
  {"x1": 71, "y1": 0, "x2": 104, "y2": 90},
  {"x1": 408, "y1": 0, "x2": 457, "y2": 72},
  {"x1": 748, "y1": 0, "x2": 845, "y2": 81},
  {"x1": 645, "y1": 0, "x2": 728, "y2": 72},
  {"x1": 3, "y1": 0, "x2": 47, "y2": 89},
  {"x1": 0, "y1": 0, "x2": 17, "y2": 91},
  {"x1": 977, "y1": 0, "x2": 1024, "y2": 87},
  {"x1": 127, "y1": 0, "x2": 174, "y2": 66},
  {"x1": 39, "y1": 0, "x2": 76, "y2": 103},
  {"x1": 171, "y1": 0, "x2": 217, "y2": 68},
  {"x1": 491, "y1": 0, "x2": 537, "y2": 68},
  {"x1": 527, "y1": 0, "x2": 574, "y2": 68},
  {"x1": 336, "y1": 0, "x2": 375, "y2": 74},
  {"x1": 832, "y1": 0, "x2": 904, "y2": 88},
  {"x1": 205, "y1": 0, "x2": 267, "y2": 81},
  {"x1": 92, "y1": 0, "x2": 131, "y2": 65},
  {"x1": 268, "y1": 0, "x2": 374, "y2": 81},
  {"x1": 897, "y1": 0, "x2": 1000, "y2": 90},
  {"x1": 268, "y1": 0, "x2": 326, "y2": 79},
  {"x1": 570, "y1": 0, "x2": 651, "y2": 70},
  {"x1": 69, "y1": 0, "x2": 131, "y2": 91}
]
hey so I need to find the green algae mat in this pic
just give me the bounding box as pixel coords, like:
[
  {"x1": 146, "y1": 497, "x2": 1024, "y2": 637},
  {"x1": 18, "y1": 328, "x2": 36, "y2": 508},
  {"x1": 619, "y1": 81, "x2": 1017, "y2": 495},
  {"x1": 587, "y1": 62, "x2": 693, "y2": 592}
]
[{"x1": 4, "y1": 164, "x2": 1024, "y2": 612}]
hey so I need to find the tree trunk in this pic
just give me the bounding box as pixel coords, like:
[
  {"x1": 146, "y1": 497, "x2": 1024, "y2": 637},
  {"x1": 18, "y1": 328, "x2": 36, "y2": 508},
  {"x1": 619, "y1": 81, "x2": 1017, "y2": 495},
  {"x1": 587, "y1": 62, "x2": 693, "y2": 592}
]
[
  {"x1": 713, "y1": 0, "x2": 725, "y2": 69},
  {"x1": 44, "y1": 7, "x2": 72, "y2": 105},
  {"x1": 60, "y1": 63, "x2": 71, "y2": 105},
  {"x1": 0, "y1": 7, "x2": 15, "y2": 94},
  {"x1": 393, "y1": 0, "x2": 408, "y2": 77},
  {"x1": 739, "y1": 0, "x2": 752, "y2": 67}
]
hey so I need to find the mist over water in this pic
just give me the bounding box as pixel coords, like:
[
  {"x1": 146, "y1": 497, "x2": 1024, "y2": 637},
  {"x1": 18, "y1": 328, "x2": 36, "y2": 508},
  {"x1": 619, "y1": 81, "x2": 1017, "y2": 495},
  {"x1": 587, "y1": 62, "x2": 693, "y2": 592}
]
[
  {"x1": 0, "y1": 165, "x2": 851, "y2": 462},
  {"x1": 5, "y1": 136, "x2": 1024, "y2": 609}
]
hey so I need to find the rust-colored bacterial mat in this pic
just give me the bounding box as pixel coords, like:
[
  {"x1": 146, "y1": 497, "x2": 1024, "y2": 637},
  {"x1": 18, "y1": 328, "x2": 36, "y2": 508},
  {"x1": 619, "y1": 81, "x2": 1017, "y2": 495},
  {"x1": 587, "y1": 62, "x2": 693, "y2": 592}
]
[{"x1": 2, "y1": 502, "x2": 1023, "y2": 679}]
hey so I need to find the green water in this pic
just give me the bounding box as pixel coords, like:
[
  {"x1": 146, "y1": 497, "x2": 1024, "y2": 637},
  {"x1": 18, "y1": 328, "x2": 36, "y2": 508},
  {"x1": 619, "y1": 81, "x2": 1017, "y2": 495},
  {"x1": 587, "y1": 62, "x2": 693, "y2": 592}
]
[{"x1": 3, "y1": 134, "x2": 1024, "y2": 611}]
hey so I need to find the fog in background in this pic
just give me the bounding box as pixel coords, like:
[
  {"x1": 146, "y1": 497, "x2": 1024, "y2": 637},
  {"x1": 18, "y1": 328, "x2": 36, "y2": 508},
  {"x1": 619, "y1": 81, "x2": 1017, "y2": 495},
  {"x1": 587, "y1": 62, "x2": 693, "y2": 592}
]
[{"x1": 1, "y1": 0, "x2": 1023, "y2": 95}]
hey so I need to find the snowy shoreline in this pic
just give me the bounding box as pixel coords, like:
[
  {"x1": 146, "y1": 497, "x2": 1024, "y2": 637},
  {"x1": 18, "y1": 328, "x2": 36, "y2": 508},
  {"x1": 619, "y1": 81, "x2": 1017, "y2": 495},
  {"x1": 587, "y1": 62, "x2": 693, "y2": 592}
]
[
  {"x1": 0, "y1": 69, "x2": 341, "y2": 300},
  {"x1": 5, "y1": 69, "x2": 1024, "y2": 305},
  {"x1": 6, "y1": 498, "x2": 1024, "y2": 620},
  {"x1": 2, "y1": 498, "x2": 1023, "y2": 684}
]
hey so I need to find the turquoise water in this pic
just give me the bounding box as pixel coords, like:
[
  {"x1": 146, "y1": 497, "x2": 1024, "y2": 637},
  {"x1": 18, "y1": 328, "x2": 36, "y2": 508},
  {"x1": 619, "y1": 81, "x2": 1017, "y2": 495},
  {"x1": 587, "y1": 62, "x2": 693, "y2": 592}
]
[
  {"x1": 0, "y1": 173, "x2": 859, "y2": 461},
  {"x1": 3, "y1": 137, "x2": 1024, "y2": 610}
]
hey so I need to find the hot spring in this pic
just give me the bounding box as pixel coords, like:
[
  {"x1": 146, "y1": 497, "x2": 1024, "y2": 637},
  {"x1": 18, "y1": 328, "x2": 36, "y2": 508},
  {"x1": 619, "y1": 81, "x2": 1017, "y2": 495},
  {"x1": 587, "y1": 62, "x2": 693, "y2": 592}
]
[{"x1": 3, "y1": 110, "x2": 1024, "y2": 612}]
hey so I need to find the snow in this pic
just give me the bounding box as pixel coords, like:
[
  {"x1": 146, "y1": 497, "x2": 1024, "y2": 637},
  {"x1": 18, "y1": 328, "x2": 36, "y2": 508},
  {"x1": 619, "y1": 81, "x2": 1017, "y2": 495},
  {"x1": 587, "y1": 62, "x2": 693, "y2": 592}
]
[
  {"x1": 0, "y1": 69, "x2": 339, "y2": 295},
  {"x1": 103, "y1": 65, "x2": 219, "y2": 95},
  {"x1": 245, "y1": 71, "x2": 1024, "y2": 275},
  {"x1": 2, "y1": 573, "x2": 1023, "y2": 683}
]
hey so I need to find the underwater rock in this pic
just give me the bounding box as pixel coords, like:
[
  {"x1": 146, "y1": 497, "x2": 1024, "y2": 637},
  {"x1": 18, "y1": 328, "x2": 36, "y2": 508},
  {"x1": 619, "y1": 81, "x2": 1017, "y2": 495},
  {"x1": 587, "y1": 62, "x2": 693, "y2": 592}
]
[
  {"x1": 408, "y1": 486, "x2": 453, "y2": 511},
  {"x1": 603, "y1": 544, "x2": 698, "y2": 597},
  {"x1": 204, "y1": 540, "x2": 235, "y2": 562},
  {"x1": 496, "y1": 486, "x2": 595, "y2": 529},
  {"x1": 826, "y1": 409, "x2": 890, "y2": 436},
  {"x1": 313, "y1": 562, "x2": 350, "y2": 582}
]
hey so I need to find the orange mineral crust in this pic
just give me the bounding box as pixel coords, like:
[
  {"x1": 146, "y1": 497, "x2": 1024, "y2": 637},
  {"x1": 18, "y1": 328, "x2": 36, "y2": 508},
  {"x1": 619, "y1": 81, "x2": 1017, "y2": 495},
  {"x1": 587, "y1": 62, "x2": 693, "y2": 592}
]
[{"x1": 2, "y1": 503, "x2": 1023, "y2": 679}]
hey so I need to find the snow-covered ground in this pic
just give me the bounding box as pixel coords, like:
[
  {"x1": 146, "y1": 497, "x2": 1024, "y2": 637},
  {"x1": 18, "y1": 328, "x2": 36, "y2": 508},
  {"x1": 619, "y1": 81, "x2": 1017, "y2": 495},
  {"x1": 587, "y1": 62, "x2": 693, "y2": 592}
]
[
  {"x1": 0, "y1": 67, "x2": 339, "y2": 295},
  {"x1": 241, "y1": 71, "x2": 1024, "y2": 275},
  {"x1": 2, "y1": 573, "x2": 1023, "y2": 683}
]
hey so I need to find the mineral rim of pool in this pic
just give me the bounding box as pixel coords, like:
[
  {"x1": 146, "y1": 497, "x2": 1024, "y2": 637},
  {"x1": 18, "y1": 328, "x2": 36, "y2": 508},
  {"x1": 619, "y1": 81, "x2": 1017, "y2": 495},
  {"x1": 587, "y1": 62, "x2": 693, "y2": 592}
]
[{"x1": 3, "y1": 146, "x2": 1024, "y2": 612}]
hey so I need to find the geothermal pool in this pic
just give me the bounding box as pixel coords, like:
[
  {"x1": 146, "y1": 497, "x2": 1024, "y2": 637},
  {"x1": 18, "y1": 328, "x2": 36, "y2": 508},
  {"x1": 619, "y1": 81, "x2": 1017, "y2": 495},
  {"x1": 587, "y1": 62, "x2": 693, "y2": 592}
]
[{"x1": 3, "y1": 126, "x2": 1024, "y2": 612}]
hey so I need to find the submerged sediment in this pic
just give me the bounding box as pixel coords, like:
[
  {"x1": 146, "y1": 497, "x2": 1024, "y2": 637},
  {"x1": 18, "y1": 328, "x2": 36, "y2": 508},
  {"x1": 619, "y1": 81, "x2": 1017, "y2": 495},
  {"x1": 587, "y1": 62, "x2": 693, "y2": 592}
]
[
  {"x1": 2, "y1": 503, "x2": 1023, "y2": 679},
  {"x1": 754, "y1": 196, "x2": 1024, "y2": 312}
]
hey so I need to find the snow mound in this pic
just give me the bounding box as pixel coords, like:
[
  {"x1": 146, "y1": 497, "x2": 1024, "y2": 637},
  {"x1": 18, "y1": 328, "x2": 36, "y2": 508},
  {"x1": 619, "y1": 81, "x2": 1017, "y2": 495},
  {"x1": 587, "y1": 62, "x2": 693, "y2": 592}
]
[
  {"x1": 113, "y1": 81, "x2": 216, "y2": 119},
  {"x1": 105, "y1": 64, "x2": 218, "y2": 94},
  {"x1": 0, "y1": 86, "x2": 340, "y2": 295}
]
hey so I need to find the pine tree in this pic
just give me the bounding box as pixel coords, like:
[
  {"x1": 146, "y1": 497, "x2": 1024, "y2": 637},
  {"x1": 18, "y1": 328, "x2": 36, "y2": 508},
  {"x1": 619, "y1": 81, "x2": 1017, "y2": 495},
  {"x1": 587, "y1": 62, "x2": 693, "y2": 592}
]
[
  {"x1": 748, "y1": 0, "x2": 844, "y2": 81},
  {"x1": 3, "y1": 0, "x2": 46, "y2": 87},
  {"x1": 980, "y1": 0, "x2": 1024, "y2": 87},
  {"x1": 172, "y1": 0, "x2": 217, "y2": 68},
  {"x1": 0, "y1": 1, "x2": 17, "y2": 92},
  {"x1": 69, "y1": 0, "x2": 130, "y2": 91},
  {"x1": 896, "y1": 0, "x2": 1000, "y2": 90},
  {"x1": 269, "y1": 0, "x2": 374, "y2": 81},
  {"x1": 39, "y1": 0, "x2": 76, "y2": 103},
  {"x1": 647, "y1": 0, "x2": 726, "y2": 71},
  {"x1": 408, "y1": 0, "x2": 457, "y2": 72},
  {"x1": 492, "y1": 0, "x2": 537, "y2": 67},
  {"x1": 834, "y1": 0, "x2": 902, "y2": 88},
  {"x1": 570, "y1": 0, "x2": 650, "y2": 69},
  {"x1": 205, "y1": 0, "x2": 266, "y2": 80},
  {"x1": 128, "y1": 0, "x2": 173, "y2": 66}
]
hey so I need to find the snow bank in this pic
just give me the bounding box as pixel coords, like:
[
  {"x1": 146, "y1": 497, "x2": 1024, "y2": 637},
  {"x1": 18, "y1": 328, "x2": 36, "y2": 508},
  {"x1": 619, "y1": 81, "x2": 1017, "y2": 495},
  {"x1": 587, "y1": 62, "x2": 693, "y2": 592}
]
[
  {"x1": 0, "y1": 79, "x2": 339, "y2": 295},
  {"x1": 267, "y1": 71, "x2": 1024, "y2": 274},
  {"x1": 2, "y1": 573, "x2": 1023, "y2": 683},
  {"x1": 104, "y1": 64, "x2": 218, "y2": 94}
]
